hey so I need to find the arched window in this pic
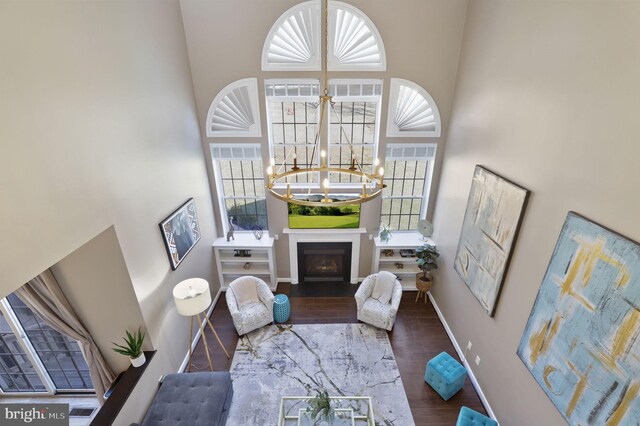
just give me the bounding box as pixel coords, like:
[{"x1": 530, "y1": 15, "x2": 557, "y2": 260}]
[
  {"x1": 386, "y1": 78, "x2": 441, "y2": 137},
  {"x1": 262, "y1": 0, "x2": 386, "y2": 72},
  {"x1": 206, "y1": 78, "x2": 262, "y2": 137}
]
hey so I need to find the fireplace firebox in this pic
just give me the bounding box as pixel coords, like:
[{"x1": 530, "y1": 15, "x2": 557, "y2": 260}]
[{"x1": 297, "y1": 242, "x2": 352, "y2": 283}]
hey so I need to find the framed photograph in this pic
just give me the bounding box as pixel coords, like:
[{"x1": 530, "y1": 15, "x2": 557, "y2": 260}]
[
  {"x1": 159, "y1": 198, "x2": 201, "y2": 270},
  {"x1": 454, "y1": 165, "x2": 530, "y2": 316},
  {"x1": 518, "y1": 212, "x2": 640, "y2": 424}
]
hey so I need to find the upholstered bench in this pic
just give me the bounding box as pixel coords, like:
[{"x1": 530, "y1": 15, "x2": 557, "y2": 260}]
[
  {"x1": 132, "y1": 372, "x2": 233, "y2": 426},
  {"x1": 424, "y1": 351, "x2": 467, "y2": 401},
  {"x1": 456, "y1": 406, "x2": 497, "y2": 426}
]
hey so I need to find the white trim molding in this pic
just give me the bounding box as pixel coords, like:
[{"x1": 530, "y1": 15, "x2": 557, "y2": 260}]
[
  {"x1": 428, "y1": 292, "x2": 498, "y2": 423},
  {"x1": 386, "y1": 78, "x2": 441, "y2": 137},
  {"x1": 206, "y1": 78, "x2": 262, "y2": 137}
]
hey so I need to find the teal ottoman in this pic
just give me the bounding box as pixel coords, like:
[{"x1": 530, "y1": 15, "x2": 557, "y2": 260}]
[
  {"x1": 424, "y1": 352, "x2": 467, "y2": 401},
  {"x1": 273, "y1": 294, "x2": 290, "y2": 323},
  {"x1": 456, "y1": 406, "x2": 497, "y2": 426}
]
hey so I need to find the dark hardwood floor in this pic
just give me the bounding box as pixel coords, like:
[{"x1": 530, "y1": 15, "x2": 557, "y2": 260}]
[{"x1": 191, "y1": 283, "x2": 487, "y2": 425}]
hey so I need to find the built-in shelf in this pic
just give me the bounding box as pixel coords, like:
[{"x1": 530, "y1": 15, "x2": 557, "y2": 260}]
[
  {"x1": 213, "y1": 234, "x2": 277, "y2": 290},
  {"x1": 90, "y1": 350, "x2": 156, "y2": 426},
  {"x1": 372, "y1": 232, "x2": 435, "y2": 290}
]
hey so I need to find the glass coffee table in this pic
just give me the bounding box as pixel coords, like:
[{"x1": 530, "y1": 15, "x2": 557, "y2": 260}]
[{"x1": 277, "y1": 396, "x2": 375, "y2": 426}]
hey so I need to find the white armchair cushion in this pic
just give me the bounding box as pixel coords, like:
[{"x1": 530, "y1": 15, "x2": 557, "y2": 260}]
[
  {"x1": 229, "y1": 276, "x2": 259, "y2": 308},
  {"x1": 355, "y1": 273, "x2": 402, "y2": 331},
  {"x1": 371, "y1": 271, "x2": 396, "y2": 304},
  {"x1": 226, "y1": 276, "x2": 274, "y2": 335}
]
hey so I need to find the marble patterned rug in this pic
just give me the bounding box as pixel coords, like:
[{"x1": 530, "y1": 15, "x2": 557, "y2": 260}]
[{"x1": 226, "y1": 323, "x2": 414, "y2": 425}]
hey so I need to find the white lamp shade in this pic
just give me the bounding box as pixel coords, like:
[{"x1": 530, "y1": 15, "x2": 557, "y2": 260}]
[{"x1": 173, "y1": 278, "x2": 211, "y2": 316}]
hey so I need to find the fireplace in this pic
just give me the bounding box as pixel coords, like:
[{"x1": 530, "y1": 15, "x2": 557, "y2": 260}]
[{"x1": 297, "y1": 242, "x2": 352, "y2": 283}]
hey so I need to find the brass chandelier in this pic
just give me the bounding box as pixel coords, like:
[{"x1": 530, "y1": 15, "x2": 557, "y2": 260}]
[{"x1": 266, "y1": 0, "x2": 385, "y2": 207}]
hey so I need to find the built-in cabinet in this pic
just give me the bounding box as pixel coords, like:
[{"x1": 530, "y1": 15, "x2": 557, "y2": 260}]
[
  {"x1": 372, "y1": 232, "x2": 435, "y2": 290},
  {"x1": 213, "y1": 234, "x2": 277, "y2": 291}
]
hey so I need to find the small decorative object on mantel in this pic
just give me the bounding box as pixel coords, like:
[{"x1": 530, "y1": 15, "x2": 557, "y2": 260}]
[
  {"x1": 379, "y1": 224, "x2": 392, "y2": 242},
  {"x1": 226, "y1": 216, "x2": 235, "y2": 242},
  {"x1": 305, "y1": 389, "x2": 335, "y2": 425},
  {"x1": 382, "y1": 249, "x2": 394, "y2": 257},
  {"x1": 234, "y1": 249, "x2": 252, "y2": 258},
  {"x1": 415, "y1": 244, "x2": 439, "y2": 303},
  {"x1": 112, "y1": 327, "x2": 146, "y2": 367},
  {"x1": 252, "y1": 225, "x2": 263, "y2": 240},
  {"x1": 243, "y1": 262, "x2": 251, "y2": 270},
  {"x1": 394, "y1": 262, "x2": 404, "y2": 270},
  {"x1": 159, "y1": 198, "x2": 201, "y2": 270}
]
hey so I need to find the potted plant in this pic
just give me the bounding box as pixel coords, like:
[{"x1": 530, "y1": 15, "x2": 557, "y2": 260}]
[
  {"x1": 306, "y1": 389, "x2": 335, "y2": 425},
  {"x1": 112, "y1": 328, "x2": 146, "y2": 367},
  {"x1": 415, "y1": 244, "x2": 439, "y2": 291}
]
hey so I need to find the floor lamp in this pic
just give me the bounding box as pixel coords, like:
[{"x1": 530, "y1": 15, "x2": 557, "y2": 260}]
[{"x1": 173, "y1": 278, "x2": 230, "y2": 371}]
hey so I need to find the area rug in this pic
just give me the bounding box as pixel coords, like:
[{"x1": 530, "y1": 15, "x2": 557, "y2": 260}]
[{"x1": 226, "y1": 323, "x2": 414, "y2": 425}]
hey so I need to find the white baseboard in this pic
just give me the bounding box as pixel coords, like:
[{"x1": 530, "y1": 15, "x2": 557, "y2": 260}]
[
  {"x1": 428, "y1": 292, "x2": 498, "y2": 422},
  {"x1": 178, "y1": 288, "x2": 222, "y2": 373}
]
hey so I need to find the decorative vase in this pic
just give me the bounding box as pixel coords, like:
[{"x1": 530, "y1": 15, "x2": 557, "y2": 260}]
[{"x1": 130, "y1": 353, "x2": 146, "y2": 368}]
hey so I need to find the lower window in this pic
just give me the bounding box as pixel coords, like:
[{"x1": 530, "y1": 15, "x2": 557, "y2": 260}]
[{"x1": 0, "y1": 294, "x2": 93, "y2": 394}]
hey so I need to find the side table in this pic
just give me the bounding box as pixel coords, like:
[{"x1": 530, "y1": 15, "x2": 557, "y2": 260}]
[{"x1": 274, "y1": 294, "x2": 291, "y2": 323}]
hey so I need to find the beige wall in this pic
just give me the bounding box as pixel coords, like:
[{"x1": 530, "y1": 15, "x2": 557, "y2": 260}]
[
  {"x1": 431, "y1": 0, "x2": 640, "y2": 424},
  {"x1": 179, "y1": 0, "x2": 468, "y2": 278},
  {"x1": 51, "y1": 227, "x2": 151, "y2": 373},
  {"x1": 0, "y1": 0, "x2": 216, "y2": 421}
]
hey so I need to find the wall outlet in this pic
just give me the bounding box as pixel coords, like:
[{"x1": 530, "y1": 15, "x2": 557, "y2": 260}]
[
  {"x1": 369, "y1": 234, "x2": 373, "y2": 240},
  {"x1": 467, "y1": 341, "x2": 472, "y2": 351},
  {"x1": 475, "y1": 355, "x2": 481, "y2": 366},
  {"x1": 274, "y1": 234, "x2": 279, "y2": 240}
]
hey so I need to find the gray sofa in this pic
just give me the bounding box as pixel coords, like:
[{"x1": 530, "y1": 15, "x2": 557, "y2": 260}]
[{"x1": 132, "y1": 372, "x2": 233, "y2": 426}]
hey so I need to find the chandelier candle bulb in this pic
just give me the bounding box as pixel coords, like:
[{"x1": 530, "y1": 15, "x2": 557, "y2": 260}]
[
  {"x1": 323, "y1": 178, "x2": 329, "y2": 202},
  {"x1": 287, "y1": 183, "x2": 291, "y2": 199},
  {"x1": 292, "y1": 153, "x2": 299, "y2": 171},
  {"x1": 320, "y1": 150, "x2": 326, "y2": 167}
]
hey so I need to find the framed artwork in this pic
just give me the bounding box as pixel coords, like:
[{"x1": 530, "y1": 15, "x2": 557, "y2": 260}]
[
  {"x1": 518, "y1": 212, "x2": 640, "y2": 425},
  {"x1": 454, "y1": 165, "x2": 530, "y2": 316},
  {"x1": 159, "y1": 198, "x2": 201, "y2": 270}
]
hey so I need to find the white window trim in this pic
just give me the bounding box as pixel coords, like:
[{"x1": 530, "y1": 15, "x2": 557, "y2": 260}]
[
  {"x1": 382, "y1": 143, "x2": 437, "y2": 229},
  {"x1": 265, "y1": 79, "x2": 322, "y2": 189},
  {"x1": 210, "y1": 144, "x2": 267, "y2": 234},
  {"x1": 206, "y1": 78, "x2": 262, "y2": 138},
  {"x1": 386, "y1": 78, "x2": 441, "y2": 138},
  {"x1": 327, "y1": 79, "x2": 382, "y2": 188}
]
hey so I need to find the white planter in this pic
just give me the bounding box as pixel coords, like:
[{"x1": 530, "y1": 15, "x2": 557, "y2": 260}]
[{"x1": 130, "y1": 353, "x2": 146, "y2": 367}]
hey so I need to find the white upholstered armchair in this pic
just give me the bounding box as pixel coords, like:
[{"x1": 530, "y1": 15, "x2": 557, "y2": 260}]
[
  {"x1": 225, "y1": 276, "x2": 275, "y2": 335},
  {"x1": 355, "y1": 271, "x2": 402, "y2": 331}
]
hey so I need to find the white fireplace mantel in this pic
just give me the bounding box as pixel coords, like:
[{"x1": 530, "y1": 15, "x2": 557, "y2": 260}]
[{"x1": 283, "y1": 228, "x2": 367, "y2": 284}]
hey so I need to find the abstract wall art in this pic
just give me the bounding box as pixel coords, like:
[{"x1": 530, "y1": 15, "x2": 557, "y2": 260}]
[
  {"x1": 454, "y1": 165, "x2": 530, "y2": 316},
  {"x1": 159, "y1": 198, "x2": 201, "y2": 270},
  {"x1": 518, "y1": 212, "x2": 640, "y2": 425}
]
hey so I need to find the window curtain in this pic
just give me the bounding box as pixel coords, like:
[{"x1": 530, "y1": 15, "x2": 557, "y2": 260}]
[{"x1": 16, "y1": 269, "x2": 115, "y2": 402}]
